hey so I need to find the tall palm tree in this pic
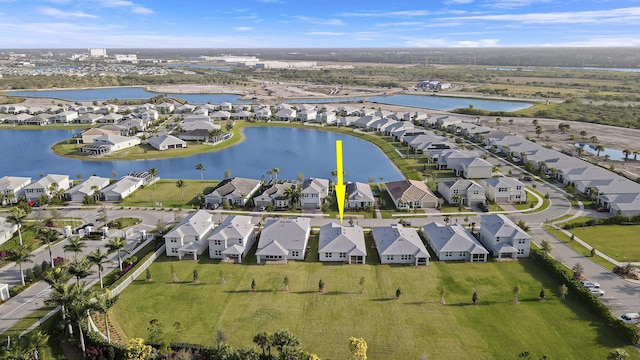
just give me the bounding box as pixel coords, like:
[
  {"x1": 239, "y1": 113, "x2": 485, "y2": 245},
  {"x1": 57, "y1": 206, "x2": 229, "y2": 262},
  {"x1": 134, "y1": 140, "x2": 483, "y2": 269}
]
[
  {"x1": 66, "y1": 257, "x2": 94, "y2": 284},
  {"x1": 63, "y1": 238, "x2": 87, "y2": 260},
  {"x1": 595, "y1": 145, "x2": 605, "y2": 157},
  {"x1": 106, "y1": 237, "x2": 130, "y2": 271},
  {"x1": 284, "y1": 186, "x2": 302, "y2": 208},
  {"x1": 40, "y1": 228, "x2": 59, "y2": 268},
  {"x1": 87, "y1": 248, "x2": 109, "y2": 288},
  {"x1": 27, "y1": 329, "x2": 49, "y2": 360},
  {"x1": 67, "y1": 283, "x2": 94, "y2": 357},
  {"x1": 42, "y1": 266, "x2": 71, "y2": 287},
  {"x1": 623, "y1": 148, "x2": 631, "y2": 161},
  {"x1": 271, "y1": 167, "x2": 280, "y2": 180},
  {"x1": 7, "y1": 245, "x2": 34, "y2": 286},
  {"x1": 176, "y1": 180, "x2": 186, "y2": 201},
  {"x1": 6, "y1": 207, "x2": 27, "y2": 246},
  {"x1": 90, "y1": 290, "x2": 118, "y2": 343},
  {"x1": 45, "y1": 282, "x2": 76, "y2": 335},
  {"x1": 195, "y1": 163, "x2": 206, "y2": 181},
  {"x1": 149, "y1": 167, "x2": 159, "y2": 189}
]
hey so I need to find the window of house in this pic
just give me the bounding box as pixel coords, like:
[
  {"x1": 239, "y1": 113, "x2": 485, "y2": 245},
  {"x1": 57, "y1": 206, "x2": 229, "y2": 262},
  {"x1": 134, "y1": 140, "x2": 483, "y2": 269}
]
[
  {"x1": 326, "y1": 253, "x2": 332, "y2": 258},
  {"x1": 214, "y1": 240, "x2": 221, "y2": 246},
  {"x1": 518, "y1": 239, "x2": 526, "y2": 244},
  {"x1": 517, "y1": 249, "x2": 525, "y2": 255},
  {"x1": 386, "y1": 255, "x2": 394, "y2": 261},
  {"x1": 473, "y1": 190, "x2": 479, "y2": 195},
  {"x1": 498, "y1": 187, "x2": 507, "y2": 192},
  {"x1": 445, "y1": 252, "x2": 452, "y2": 257},
  {"x1": 401, "y1": 254, "x2": 411, "y2": 260},
  {"x1": 291, "y1": 251, "x2": 299, "y2": 257},
  {"x1": 496, "y1": 237, "x2": 500, "y2": 242},
  {"x1": 459, "y1": 251, "x2": 467, "y2": 257},
  {"x1": 214, "y1": 250, "x2": 221, "y2": 256},
  {"x1": 339, "y1": 252, "x2": 346, "y2": 258},
  {"x1": 516, "y1": 186, "x2": 522, "y2": 190},
  {"x1": 453, "y1": 189, "x2": 459, "y2": 194}
]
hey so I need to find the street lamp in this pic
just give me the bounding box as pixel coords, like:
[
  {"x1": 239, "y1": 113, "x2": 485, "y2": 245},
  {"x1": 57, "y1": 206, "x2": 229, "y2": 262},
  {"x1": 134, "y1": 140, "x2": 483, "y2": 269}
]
[{"x1": 35, "y1": 301, "x2": 41, "y2": 326}]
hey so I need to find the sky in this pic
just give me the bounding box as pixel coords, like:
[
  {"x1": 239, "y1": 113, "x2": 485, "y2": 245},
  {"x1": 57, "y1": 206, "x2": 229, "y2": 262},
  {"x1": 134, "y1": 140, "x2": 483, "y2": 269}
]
[{"x1": 1, "y1": 0, "x2": 640, "y2": 48}]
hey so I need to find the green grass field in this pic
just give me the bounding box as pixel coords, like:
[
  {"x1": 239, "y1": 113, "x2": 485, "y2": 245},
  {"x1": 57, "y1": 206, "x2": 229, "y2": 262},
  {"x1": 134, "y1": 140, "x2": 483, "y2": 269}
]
[
  {"x1": 120, "y1": 179, "x2": 220, "y2": 208},
  {"x1": 109, "y1": 256, "x2": 637, "y2": 359},
  {"x1": 568, "y1": 225, "x2": 640, "y2": 262}
]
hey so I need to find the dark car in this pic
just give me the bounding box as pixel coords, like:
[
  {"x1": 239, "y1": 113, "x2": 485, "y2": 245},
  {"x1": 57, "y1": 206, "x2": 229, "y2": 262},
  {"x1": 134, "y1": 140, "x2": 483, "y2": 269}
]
[
  {"x1": 597, "y1": 207, "x2": 609, "y2": 212},
  {"x1": 478, "y1": 203, "x2": 490, "y2": 212},
  {"x1": 522, "y1": 176, "x2": 533, "y2": 181}
]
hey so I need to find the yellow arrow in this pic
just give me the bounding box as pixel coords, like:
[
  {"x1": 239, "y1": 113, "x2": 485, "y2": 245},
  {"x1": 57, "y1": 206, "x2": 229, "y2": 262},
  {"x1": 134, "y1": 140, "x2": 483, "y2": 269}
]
[{"x1": 335, "y1": 140, "x2": 346, "y2": 224}]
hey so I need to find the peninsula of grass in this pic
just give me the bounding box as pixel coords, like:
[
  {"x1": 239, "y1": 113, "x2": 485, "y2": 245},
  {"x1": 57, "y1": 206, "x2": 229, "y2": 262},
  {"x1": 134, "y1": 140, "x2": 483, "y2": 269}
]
[
  {"x1": 109, "y1": 256, "x2": 637, "y2": 360},
  {"x1": 568, "y1": 225, "x2": 640, "y2": 263},
  {"x1": 543, "y1": 226, "x2": 615, "y2": 271},
  {"x1": 120, "y1": 179, "x2": 220, "y2": 208}
]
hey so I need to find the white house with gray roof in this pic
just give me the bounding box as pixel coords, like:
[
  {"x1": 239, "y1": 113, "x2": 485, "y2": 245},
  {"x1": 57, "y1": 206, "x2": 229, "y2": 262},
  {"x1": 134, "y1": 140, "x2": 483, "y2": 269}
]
[
  {"x1": 479, "y1": 177, "x2": 527, "y2": 204},
  {"x1": 318, "y1": 223, "x2": 366, "y2": 264},
  {"x1": 24, "y1": 174, "x2": 70, "y2": 202},
  {"x1": 255, "y1": 217, "x2": 311, "y2": 264},
  {"x1": 207, "y1": 215, "x2": 255, "y2": 263},
  {"x1": 0, "y1": 215, "x2": 18, "y2": 247},
  {"x1": 300, "y1": 178, "x2": 330, "y2": 209},
  {"x1": 478, "y1": 214, "x2": 531, "y2": 259},
  {"x1": 372, "y1": 223, "x2": 430, "y2": 266},
  {"x1": 437, "y1": 179, "x2": 485, "y2": 207},
  {"x1": 422, "y1": 222, "x2": 488, "y2": 262},
  {"x1": 0, "y1": 176, "x2": 31, "y2": 205},
  {"x1": 164, "y1": 210, "x2": 215, "y2": 259},
  {"x1": 345, "y1": 182, "x2": 375, "y2": 209},
  {"x1": 147, "y1": 134, "x2": 187, "y2": 151},
  {"x1": 204, "y1": 177, "x2": 262, "y2": 207},
  {"x1": 101, "y1": 176, "x2": 144, "y2": 201},
  {"x1": 65, "y1": 176, "x2": 110, "y2": 202}
]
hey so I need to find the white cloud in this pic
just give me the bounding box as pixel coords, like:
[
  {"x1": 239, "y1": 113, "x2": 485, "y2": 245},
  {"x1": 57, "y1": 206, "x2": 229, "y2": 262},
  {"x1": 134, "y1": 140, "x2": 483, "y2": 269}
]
[
  {"x1": 339, "y1": 10, "x2": 430, "y2": 17},
  {"x1": 405, "y1": 37, "x2": 500, "y2": 47},
  {"x1": 488, "y1": 0, "x2": 553, "y2": 9},
  {"x1": 131, "y1": 6, "x2": 153, "y2": 14},
  {"x1": 295, "y1": 16, "x2": 345, "y2": 26},
  {"x1": 446, "y1": 7, "x2": 640, "y2": 24},
  {"x1": 93, "y1": 0, "x2": 153, "y2": 14},
  {"x1": 233, "y1": 27, "x2": 253, "y2": 31},
  {"x1": 444, "y1": 0, "x2": 474, "y2": 4},
  {"x1": 38, "y1": 7, "x2": 98, "y2": 19},
  {"x1": 307, "y1": 31, "x2": 345, "y2": 36}
]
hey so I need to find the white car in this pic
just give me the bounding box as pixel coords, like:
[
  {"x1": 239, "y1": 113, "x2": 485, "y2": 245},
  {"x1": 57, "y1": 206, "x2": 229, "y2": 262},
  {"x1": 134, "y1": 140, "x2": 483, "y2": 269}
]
[
  {"x1": 580, "y1": 280, "x2": 601, "y2": 288},
  {"x1": 619, "y1": 313, "x2": 640, "y2": 323},
  {"x1": 589, "y1": 287, "x2": 605, "y2": 297}
]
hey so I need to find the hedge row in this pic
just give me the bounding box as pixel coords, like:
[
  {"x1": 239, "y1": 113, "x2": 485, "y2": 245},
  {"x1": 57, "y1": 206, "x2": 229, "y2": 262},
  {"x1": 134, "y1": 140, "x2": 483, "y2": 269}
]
[
  {"x1": 562, "y1": 214, "x2": 640, "y2": 229},
  {"x1": 531, "y1": 249, "x2": 639, "y2": 344}
]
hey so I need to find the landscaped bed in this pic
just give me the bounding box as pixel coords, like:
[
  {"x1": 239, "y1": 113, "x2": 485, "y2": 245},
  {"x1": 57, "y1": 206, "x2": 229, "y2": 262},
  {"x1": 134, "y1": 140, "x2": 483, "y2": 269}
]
[{"x1": 108, "y1": 257, "x2": 637, "y2": 359}]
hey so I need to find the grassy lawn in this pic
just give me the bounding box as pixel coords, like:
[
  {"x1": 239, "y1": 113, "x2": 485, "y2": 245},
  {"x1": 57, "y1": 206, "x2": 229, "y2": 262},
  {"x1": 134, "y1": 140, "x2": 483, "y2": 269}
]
[
  {"x1": 544, "y1": 226, "x2": 615, "y2": 271},
  {"x1": 109, "y1": 257, "x2": 637, "y2": 360},
  {"x1": 568, "y1": 225, "x2": 640, "y2": 263},
  {"x1": 120, "y1": 179, "x2": 219, "y2": 208}
]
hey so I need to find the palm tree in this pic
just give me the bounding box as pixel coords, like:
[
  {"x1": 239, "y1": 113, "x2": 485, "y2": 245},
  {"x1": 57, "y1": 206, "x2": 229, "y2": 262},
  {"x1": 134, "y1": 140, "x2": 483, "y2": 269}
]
[
  {"x1": 253, "y1": 332, "x2": 273, "y2": 357},
  {"x1": 579, "y1": 130, "x2": 587, "y2": 139},
  {"x1": 66, "y1": 257, "x2": 94, "y2": 284},
  {"x1": 176, "y1": 180, "x2": 186, "y2": 201},
  {"x1": 87, "y1": 248, "x2": 110, "y2": 288},
  {"x1": 148, "y1": 167, "x2": 159, "y2": 189},
  {"x1": 106, "y1": 237, "x2": 130, "y2": 271},
  {"x1": 63, "y1": 238, "x2": 87, "y2": 260},
  {"x1": 8, "y1": 245, "x2": 34, "y2": 286},
  {"x1": 46, "y1": 278, "x2": 76, "y2": 335},
  {"x1": 271, "y1": 167, "x2": 280, "y2": 180},
  {"x1": 67, "y1": 283, "x2": 94, "y2": 357},
  {"x1": 27, "y1": 329, "x2": 49, "y2": 360},
  {"x1": 284, "y1": 186, "x2": 302, "y2": 208},
  {"x1": 195, "y1": 162, "x2": 206, "y2": 181},
  {"x1": 623, "y1": 148, "x2": 631, "y2": 161},
  {"x1": 595, "y1": 145, "x2": 605, "y2": 157},
  {"x1": 575, "y1": 146, "x2": 584, "y2": 158},
  {"x1": 42, "y1": 266, "x2": 71, "y2": 286},
  {"x1": 6, "y1": 207, "x2": 27, "y2": 246},
  {"x1": 91, "y1": 290, "x2": 118, "y2": 343},
  {"x1": 40, "y1": 228, "x2": 59, "y2": 268}
]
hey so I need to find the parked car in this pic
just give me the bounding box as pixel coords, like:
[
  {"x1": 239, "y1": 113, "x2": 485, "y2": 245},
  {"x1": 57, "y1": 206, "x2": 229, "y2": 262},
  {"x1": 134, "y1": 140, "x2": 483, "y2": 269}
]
[
  {"x1": 580, "y1": 280, "x2": 601, "y2": 288},
  {"x1": 589, "y1": 287, "x2": 605, "y2": 297},
  {"x1": 619, "y1": 313, "x2": 640, "y2": 323},
  {"x1": 522, "y1": 176, "x2": 533, "y2": 181},
  {"x1": 259, "y1": 206, "x2": 266, "y2": 211},
  {"x1": 478, "y1": 203, "x2": 489, "y2": 212},
  {"x1": 596, "y1": 207, "x2": 609, "y2": 212}
]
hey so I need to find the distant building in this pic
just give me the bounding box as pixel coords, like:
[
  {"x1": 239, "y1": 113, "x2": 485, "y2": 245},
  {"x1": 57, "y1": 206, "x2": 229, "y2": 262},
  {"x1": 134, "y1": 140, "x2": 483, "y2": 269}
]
[
  {"x1": 89, "y1": 48, "x2": 107, "y2": 57},
  {"x1": 114, "y1": 54, "x2": 137, "y2": 63}
]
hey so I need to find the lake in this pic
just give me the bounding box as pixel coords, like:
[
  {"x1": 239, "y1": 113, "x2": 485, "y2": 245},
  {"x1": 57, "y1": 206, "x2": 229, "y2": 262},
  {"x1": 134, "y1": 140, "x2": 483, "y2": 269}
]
[
  {"x1": 0, "y1": 127, "x2": 403, "y2": 183},
  {"x1": 9, "y1": 87, "x2": 532, "y2": 111}
]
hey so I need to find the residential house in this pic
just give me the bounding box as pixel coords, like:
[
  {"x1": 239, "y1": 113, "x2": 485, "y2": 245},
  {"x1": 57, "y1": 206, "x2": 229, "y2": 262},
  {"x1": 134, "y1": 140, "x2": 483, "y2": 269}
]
[
  {"x1": 300, "y1": 178, "x2": 330, "y2": 209},
  {"x1": 54, "y1": 111, "x2": 79, "y2": 123},
  {"x1": 204, "y1": 177, "x2": 262, "y2": 207},
  {"x1": 64, "y1": 176, "x2": 110, "y2": 202},
  {"x1": 422, "y1": 222, "x2": 488, "y2": 262},
  {"x1": 275, "y1": 108, "x2": 297, "y2": 121},
  {"x1": 459, "y1": 157, "x2": 493, "y2": 179},
  {"x1": 255, "y1": 217, "x2": 311, "y2": 263},
  {"x1": 24, "y1": 114, "x2": 52, "y2": 126},
  {"x1": 478, "y1": 214, "x2": 531, "y2": 259},
  {"x1": 0, "y1": 176, "x2": 31, "y2": 205},
  {"x1": 24, "y1": 174, "x2": 71, "y2": 202},
  {"x1": 101, "y1": 176, "x2": 144, "y2": 201},
  {"x1": 480, "y1": 177, "x2": 527, "y2": 204},
  {"x1": 119, "y1": 118, "x2": 147, "y2": 133},
  {"x1": 385, "y1": 180, "x2": 438, "y2": 209},
  {"x1": 437, "y1": 179, "x2": 486, "y2": 207},
  {"x1": 4, "y1": 113, "x2": 31, "y2": 124},
  {"x1": 156, "y1": 103, "x2": 175, "y2": 114},
  {"x1": 164, "y1": 210, "x2": 215, "y2": 259},
  {"x1": 74, "y1": 113, "x2": 103, "y2": 124},
  {"x1": 210, "y1": 111, "x2": 231, "y2": 121},
  {"x1": 372, "y1": 223, "x2": 430, "y2": 266},
  {"x1": 345, "y1": 182, "x2": 375, "y2": 209},
  {"x1": 98, "y1": 113, "x2": 123, "y2": 123},
  {"x1": 317, "y1": 111, "x2": 336, "y2": 124},
  {"x1": 175, "y1": 104, "x2": 196, "y2": 114},
  {"x1": 183, "y1": 115, "x2": 211, "y2": 123},
  {"x1": 0, "y1": 216, "x2": 18, "y2": 247},
  {"x1": 318, "y1": 223, "x2": 366, "y2": 264},
  {"x1": 80, "y1": 128, "x2": 120, "y2": 144},
  {"x1": 253, "y1": 180, "x2": 299, "y2": 209},
  {"x1": 207, "y1": 215, "x2": 255, "y2": 263},
  {"x1": 147, "y1": 134, "x2": 187, "y2": 151},
  {"x1": 233, "y1": 110, "x2": 253, "y2": 120},
  {"x1": 219, "y1": 102, "x2": 233, "y2": 111},
  {"x1": 297, "y1": 109, "x2": 317, "y2": 122},
  {"x1": 254, "y1": 107, "x2": 272, "y2": 120},
  {"x1": 80, "y1": 134, "x2": 141, "y2": 155}
]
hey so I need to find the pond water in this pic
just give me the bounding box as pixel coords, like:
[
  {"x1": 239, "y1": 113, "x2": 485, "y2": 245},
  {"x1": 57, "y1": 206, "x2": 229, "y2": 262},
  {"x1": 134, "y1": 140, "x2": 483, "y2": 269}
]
[
  {"x1": 0, "y1": 127, "x2": 403, "y2": 182},
  {"x1": 575, "y1": 143, "x2": 626, "y2": 161},
  {"x1": 9, "y1": 87, "x2": 532, "y2": 111}
]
